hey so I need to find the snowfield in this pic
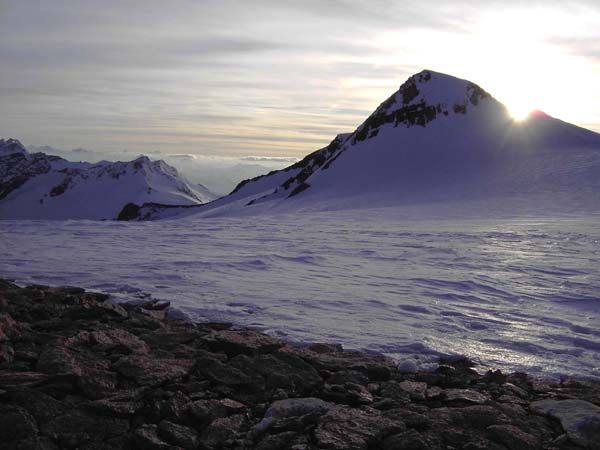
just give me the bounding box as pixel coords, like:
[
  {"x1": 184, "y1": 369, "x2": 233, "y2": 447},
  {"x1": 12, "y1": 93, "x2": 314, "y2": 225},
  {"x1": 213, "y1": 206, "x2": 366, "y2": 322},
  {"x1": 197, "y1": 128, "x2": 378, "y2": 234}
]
[{"x1": 1, "y1": 209, "x2": 599, "y2": 379}]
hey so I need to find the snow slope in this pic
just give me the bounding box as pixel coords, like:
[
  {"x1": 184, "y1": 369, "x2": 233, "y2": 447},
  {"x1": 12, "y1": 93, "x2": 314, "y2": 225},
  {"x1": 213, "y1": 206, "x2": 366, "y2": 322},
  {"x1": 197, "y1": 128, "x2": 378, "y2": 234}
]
[
  {"x1": 132, "y1": 70, "x2": 600, "y2": 220},
  {"x1": 2, "y1": 212, "x2": 599, "y2": 379},
  {"x1": 0, "y1": 139, "x2": 216, "y2": 220}
]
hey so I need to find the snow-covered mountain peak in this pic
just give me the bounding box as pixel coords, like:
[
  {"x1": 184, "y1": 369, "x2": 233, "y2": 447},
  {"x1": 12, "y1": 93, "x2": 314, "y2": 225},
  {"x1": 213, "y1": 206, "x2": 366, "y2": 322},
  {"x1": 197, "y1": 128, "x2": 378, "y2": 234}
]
[
  {"x1": 132, "y1": 154, "x2": 151, "y2": 164},
  {"x1": 134, "y1": 69, "x2": 600, "y2": 220},
  {"x1": 359, "y1": 70, "x2": 502, "y2": 138},
  {"x1": 0, "y1": 138, "x2": 28, "y2": 156},
  {"x1": 0, "y1": 142, "x2": 218, "y2": 219}
]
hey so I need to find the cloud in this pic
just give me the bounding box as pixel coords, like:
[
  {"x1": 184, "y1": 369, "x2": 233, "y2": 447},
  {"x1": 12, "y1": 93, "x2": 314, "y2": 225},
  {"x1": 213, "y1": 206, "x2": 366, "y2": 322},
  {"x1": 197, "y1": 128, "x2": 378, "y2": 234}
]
[
  {"x1": 165, "y1": 154, "x2": 198, "y2": 160},
  {"x1": 2, "y1": 0, "x2": 599, "y2": 155},
  {"x1": 240, "y1": 156, "x2": 300, "y2": 163}
]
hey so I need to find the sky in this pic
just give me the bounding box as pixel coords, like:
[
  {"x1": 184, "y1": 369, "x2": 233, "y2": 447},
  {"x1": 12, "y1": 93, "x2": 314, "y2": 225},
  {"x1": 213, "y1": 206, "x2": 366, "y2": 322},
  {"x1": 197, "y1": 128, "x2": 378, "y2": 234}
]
[{"x1": 1, "y1": 0, "x2": 600, "y2": 160}]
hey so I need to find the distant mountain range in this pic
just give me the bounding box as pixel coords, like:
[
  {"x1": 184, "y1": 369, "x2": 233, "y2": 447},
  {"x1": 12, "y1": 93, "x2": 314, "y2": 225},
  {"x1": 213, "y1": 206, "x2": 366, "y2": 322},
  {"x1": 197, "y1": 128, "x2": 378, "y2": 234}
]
[
  {"x1": 128, "y1": 70, "x2": 600, "y2": 220},
  {"x1": 0, "y1": 139, "x2": 216, "y2": 219}
]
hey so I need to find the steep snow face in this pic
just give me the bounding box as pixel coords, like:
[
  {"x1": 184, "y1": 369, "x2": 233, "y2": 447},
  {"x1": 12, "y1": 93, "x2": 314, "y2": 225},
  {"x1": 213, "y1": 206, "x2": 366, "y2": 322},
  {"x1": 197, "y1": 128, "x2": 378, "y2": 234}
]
[
  {"x1": 167, "y1": 70, "x2": 600, "y2": 219},
  {"x1": 0, "y1": 139, "x2": 216, "y2": 220}
]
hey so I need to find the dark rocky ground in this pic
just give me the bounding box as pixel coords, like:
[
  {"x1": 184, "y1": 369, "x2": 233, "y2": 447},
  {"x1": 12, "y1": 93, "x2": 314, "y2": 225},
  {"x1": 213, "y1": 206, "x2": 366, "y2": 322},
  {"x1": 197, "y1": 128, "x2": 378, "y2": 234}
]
[{"x1": 1, "y1": 279, "x2": 599, "y2": 450}]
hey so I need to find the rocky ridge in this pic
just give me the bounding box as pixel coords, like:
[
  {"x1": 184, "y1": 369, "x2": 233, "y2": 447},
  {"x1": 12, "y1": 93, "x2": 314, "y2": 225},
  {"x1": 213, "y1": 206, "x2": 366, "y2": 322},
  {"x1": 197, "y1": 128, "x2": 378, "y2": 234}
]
[
  {"x1": 1, "y1": 279, "x2": 599, "y2": 450},
  {"x1": 0, "y1": 139, "x2": 216, "y2": 220}
]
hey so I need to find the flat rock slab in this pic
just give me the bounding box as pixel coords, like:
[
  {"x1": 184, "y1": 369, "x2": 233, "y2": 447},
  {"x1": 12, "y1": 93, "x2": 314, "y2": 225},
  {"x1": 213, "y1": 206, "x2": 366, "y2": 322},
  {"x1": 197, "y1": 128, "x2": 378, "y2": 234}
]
[
  {"x1": 205, "y1": 329, "x2": 284, "y2": 356},
  {"x1": 444, "y1": 388, "x2": 489, "y2": 405},
  {"x1": 531, "y1": 399, "x2": 600, "y2": 449}
]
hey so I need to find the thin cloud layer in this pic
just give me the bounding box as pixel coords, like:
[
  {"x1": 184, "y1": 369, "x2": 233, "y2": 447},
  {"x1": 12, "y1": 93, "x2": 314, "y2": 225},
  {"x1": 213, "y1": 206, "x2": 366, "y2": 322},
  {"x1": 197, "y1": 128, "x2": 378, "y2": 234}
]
[{"x1": 2, "y1": 0, "x2": 600, "y2": 156}]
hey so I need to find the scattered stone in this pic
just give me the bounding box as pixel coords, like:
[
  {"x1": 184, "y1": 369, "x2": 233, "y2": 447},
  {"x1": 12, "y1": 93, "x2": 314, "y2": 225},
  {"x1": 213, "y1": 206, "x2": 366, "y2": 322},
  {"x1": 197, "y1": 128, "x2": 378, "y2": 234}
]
[
  {"x1": 381, "y1": 429, "x2": 428, "y2": 450},
  {"x1": 195, "y1": 355, "x2": 254, "y2": 386},
  {"x1": 308, "y1": 342, "x2": 343, "y2": 354},
  {"x1": 483, "y1": 369, "x2": 507, "y2": 384},
  {"x1": 41, "y1": 409, "x2": 129, "y2": 447},
  {"x1": 454, "y1": 405, "x2": 510, "y2": 429},
  {"x1": 444, "y1": 389, "x2": 489, "y2": 405},
  {"x1": 383, "y1": 409, "x2": 432, "y2": 430},
  {"x1": 426, "y1": 386, "x2": 443, "y2": 400},
  {"x1": 133, "y1": 424, "x2": 175, "y2": 450},
  {"x1": 314, "y1": 406, "x2": 405, "y2": 450},
  {"x1": 113, "y1": 354, "x2": 194, "y2": 386},
  {"x1": 201, "y1": 414, "x2": 246, "y2": 449},
  {"x1": 399, "y1": 381, "x2": 428, "y2": 401},
  {"x1": 531, "y1": 378, "x2": 553, "y2": 394},
  {"x1": 502, "y1": 382, "x2": 529, "y2": 398},
  {"x1": 157, "y1": 420, "x2": 199, "y2": 450},
  {"x1": 0, "y1": 312, "x2": 19, "y2": 341},
  {"x1": 89, "y1": 389, "x2": 144, "y2": 416},
  {"x1": 2, "y1": 280, "x2": 600, "y2": 450},
  {"x1": 205, "y1": 329, "x2": 284, "y2": 356},
  {"x1": 0, "y1": 342, "x2": 14, "y2": 367},
  {"x1": 255, "y1": 431, "x2": 303, "y2": 450},
  {"x1": 188, "y1": 398, "x2": 247, "y2": 423},
  {"x1": 68, "y1": 328, "x2": 151, "y2": 354},
  {"x1": 254, "y1": 397, "x2": 333, "y2": 433},
  {"x1": 139, "y1": 328, "x2": 201, "y2": 350},
  {"x1": 531, "y1": 399, "x2": 600, "y2": 449},
  {"x1": 228, "y1": 352, "x2": 322, "y2": 395},
  {"x1": 0, "y1": 404, "x2": 39, "y2": 443},
  {"x1": 486, "y1": 424, "x2": 541, "y2": 449},
  {"x1": 328, "y1": 369, "x2": 369, "y2": 386},
  {"x1": 322, "y1": 382, "x2": 374, "y2": 405}
]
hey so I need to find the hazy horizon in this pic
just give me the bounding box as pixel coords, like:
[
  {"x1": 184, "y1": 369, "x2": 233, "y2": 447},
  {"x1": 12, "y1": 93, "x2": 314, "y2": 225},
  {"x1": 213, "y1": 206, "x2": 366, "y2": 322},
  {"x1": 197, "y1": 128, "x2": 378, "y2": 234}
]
[{"x1": 2, "y1": 1, "x2": 600, "y2": 160}]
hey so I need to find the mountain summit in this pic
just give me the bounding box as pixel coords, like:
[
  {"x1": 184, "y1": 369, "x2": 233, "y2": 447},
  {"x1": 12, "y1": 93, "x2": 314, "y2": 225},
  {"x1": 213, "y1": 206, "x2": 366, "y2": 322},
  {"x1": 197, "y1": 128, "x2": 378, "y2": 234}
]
[
  {"x1": 134, "y1": 69, "x2": 591, "y2": 219},
  {"x1": 0, "y1": 139, "x2": 216, "y2": 220}
]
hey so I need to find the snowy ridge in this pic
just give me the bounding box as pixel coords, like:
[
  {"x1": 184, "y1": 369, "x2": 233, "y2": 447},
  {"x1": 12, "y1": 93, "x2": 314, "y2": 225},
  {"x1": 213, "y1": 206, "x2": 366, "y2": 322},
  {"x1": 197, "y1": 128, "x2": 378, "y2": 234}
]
[
  {"x1": 129, "y1": 70, "x2": 600, "y2": 220},
  {"x1": 0, "y1": 139, "x2": 216, "y2": 220}
]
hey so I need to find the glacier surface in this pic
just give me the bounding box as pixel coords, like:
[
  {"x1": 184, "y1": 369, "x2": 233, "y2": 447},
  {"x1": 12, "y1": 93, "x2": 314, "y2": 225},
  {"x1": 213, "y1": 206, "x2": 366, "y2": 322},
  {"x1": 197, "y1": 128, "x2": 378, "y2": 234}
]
[{"x1": 1, "y1": 209, "x2": 599, "y2": 379}]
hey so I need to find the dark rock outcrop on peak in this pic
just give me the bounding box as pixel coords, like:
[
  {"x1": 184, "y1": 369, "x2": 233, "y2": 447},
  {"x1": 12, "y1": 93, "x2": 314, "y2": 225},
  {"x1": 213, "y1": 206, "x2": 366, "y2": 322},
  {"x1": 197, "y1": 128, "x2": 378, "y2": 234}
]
[{"x1": 1, "y1": 278, "x2": 600, "y2": 449}]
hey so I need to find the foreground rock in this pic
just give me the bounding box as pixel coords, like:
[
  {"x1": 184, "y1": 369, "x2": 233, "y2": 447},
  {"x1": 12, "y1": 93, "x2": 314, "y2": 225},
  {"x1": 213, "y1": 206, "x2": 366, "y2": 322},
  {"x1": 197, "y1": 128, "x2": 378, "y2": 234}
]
[
  {"x1": 1, "y1": 279, "x2": 599, "y2": 449},
  {"x1": 531, "y1": 399, "x2": 600, "y2": 449}
]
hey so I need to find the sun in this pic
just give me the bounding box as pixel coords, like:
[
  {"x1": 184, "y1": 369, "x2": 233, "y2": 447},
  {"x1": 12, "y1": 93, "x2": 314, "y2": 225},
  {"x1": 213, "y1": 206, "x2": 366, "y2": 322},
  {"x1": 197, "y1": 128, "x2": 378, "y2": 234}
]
[{"x1": 508, "y1": 104, "x2": 534, "y2": 121}]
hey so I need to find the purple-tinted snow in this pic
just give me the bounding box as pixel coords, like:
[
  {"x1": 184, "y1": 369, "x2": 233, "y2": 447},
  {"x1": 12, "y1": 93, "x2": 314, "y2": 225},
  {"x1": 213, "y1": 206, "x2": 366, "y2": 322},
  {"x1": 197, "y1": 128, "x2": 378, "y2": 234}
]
[{"x1": 1, "y1": 209, "x2": 599, "y2": 379}]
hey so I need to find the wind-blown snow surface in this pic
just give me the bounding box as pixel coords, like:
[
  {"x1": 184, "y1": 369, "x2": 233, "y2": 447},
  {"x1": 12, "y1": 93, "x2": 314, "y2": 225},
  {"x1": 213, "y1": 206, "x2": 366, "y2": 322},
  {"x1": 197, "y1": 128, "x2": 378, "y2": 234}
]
[{"x1": 1, "y1": 210, "x2": 599, "y2": 379}]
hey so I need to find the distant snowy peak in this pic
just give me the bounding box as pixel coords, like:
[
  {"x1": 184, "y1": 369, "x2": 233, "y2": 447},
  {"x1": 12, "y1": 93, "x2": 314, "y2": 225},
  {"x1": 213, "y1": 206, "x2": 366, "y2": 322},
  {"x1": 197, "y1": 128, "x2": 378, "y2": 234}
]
[
  {"x1": 0, "y1": 140, "x2": 217, "y2": 219},
  {"x1": 0, "y1": 138, "x2": 29, "y2": 156}
]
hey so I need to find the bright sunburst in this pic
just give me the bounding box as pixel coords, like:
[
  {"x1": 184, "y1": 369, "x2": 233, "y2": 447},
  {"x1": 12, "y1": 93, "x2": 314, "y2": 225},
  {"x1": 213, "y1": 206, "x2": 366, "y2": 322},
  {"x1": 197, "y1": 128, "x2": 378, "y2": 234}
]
[
  {"x1": 508, "y1": 104, "x2": 534, "y2": 121},
  {"x1": 372, "y1": 7, "x2": 599, "y2": 130}
]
